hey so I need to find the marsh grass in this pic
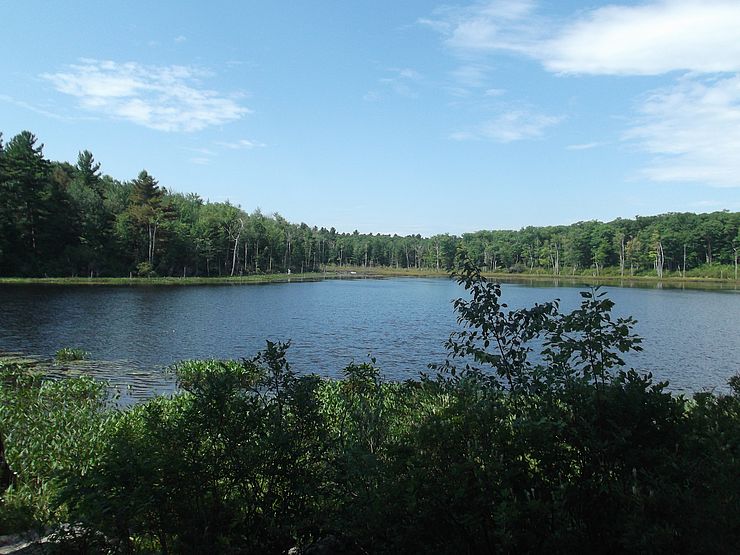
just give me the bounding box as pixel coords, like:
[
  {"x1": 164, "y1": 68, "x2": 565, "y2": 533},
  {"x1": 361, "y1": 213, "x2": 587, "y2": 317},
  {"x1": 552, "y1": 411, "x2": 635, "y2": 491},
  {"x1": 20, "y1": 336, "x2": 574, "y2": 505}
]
[{"x1": 54, "y1": 348, "x2": 89, "y2": 363}]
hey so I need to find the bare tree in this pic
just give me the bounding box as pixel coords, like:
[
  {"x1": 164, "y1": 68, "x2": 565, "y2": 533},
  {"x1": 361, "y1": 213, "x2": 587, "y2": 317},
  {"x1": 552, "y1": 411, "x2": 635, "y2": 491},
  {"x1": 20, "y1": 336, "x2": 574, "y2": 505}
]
[
  {"x1": 654, "y1": 240, "x2": 665, "y2": 279},
  {"x1": 228, "y1": 217, "x2": 244, "y2": 276}
]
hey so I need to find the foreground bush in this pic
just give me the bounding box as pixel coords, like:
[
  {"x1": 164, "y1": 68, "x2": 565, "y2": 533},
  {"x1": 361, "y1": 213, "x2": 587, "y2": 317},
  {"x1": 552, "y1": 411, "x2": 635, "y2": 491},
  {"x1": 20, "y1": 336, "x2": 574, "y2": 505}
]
[
  {"x1": 1, "y1": 262, "x2": 739, "y2": 553},
  {"x1": 0, "y1": 367, "x2": 111, "y2": 533}
]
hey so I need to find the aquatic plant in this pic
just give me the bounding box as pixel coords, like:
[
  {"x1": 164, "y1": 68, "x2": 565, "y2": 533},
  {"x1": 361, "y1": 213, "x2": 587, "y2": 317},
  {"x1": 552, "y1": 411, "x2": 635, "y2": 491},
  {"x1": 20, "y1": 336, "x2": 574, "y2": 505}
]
[{"x1": 54, "y1": 347, "x2": 89, "y2": 363}]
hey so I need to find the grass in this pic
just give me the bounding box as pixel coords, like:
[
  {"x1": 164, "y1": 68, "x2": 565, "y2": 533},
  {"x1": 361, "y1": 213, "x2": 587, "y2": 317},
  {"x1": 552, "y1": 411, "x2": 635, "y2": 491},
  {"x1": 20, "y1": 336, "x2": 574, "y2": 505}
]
[
  {"x1": 0, "y1": 265, "x2": 736, "y2": 287},
  {"x1": 55, "y1": 347, "x2": 89, "y2": 362},
  {"x1": 328, "y1": 265, "x2": 739, "y2": 287},
  {"x1": 0, "y1": 273, "x2": 325, "y2": 286}
]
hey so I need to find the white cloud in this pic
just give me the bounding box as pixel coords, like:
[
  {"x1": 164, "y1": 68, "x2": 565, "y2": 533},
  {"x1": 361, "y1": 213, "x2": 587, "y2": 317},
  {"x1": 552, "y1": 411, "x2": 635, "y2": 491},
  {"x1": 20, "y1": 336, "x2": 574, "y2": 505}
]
[
  {"x1": 182, "y1": 146, "x2": 216, "y2": 156},
  {"x1": 174, "y1": 35, "x2": 187, "y2": 44},
  {"x1": 0, "y1": 94, "x2": 74, "y2": 120},
  {"x1": 422, "y1": 1, "x2": 540, "y2": 53},
  {"x1": 453, "y1": 109, "x2": 563, "y2": 142},
  {"x1": 543, "y1": 0, "x2": 740, "y2": 75},
  {"x1": 625, "y1": 75, "x2": 740, "y2": 187},
  {"x1": 397, "y1": 68, "x2": 421, "y2": 80},
  {"x1": 216, "y1": 139, "x2": 266, "y2": 150},
  {"x1": 450, "y1": 130, "x2": 475, "y2": 141},
  {"x1": 42, "y1": 59, "x2": 249, "y2": 132},
  {"x1": 566, "y1": 142, "x2": 604, "y2": 150},
  {"x1": 450, "y1": 64, "x2": 492, "y2": 87},
  {"x1": 363, "y1": 90, "x2": 381, "y2": 102},
  {"x1": 368, "y1": 67, "x2": 423, "y2": 101},
  {"x1": 427, "y1": 0, "x2": 740, "y2": 76},
  {"x1": 427, "y1": 1, "x2": 740, "y2": 186}
]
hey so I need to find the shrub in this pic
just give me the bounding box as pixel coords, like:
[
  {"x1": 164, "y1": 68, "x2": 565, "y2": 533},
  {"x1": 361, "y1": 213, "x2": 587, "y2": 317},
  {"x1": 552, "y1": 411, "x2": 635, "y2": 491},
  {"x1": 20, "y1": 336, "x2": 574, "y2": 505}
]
[
  {"x1": 60, "y1": 343, "x2": 335, "y2": 553},
  {"x1": 0, "y1": 364, "x2": 111, "y2": 531}
]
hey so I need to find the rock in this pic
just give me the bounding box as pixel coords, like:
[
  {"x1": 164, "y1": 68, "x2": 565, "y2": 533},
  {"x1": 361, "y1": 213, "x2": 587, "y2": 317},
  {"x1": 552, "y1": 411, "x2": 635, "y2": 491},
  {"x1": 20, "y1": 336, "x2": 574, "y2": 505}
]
[
  {"x1": 0, "y1": 532, "x2": 45, "y2": 555},
  {"x1": 0, "y1": 524, "x2": 107, "y2": 555}
]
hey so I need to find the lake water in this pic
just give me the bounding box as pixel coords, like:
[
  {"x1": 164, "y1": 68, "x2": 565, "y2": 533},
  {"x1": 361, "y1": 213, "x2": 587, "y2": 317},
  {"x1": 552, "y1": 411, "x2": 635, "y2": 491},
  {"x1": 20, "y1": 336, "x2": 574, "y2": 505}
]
[{"x1": 1, "y1": 277, "x2": 738, "y2": 400}]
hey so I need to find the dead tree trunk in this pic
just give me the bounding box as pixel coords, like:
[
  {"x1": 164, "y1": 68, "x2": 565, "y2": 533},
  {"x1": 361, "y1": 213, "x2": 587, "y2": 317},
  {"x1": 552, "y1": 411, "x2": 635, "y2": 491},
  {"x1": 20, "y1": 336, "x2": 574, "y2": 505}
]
[
  {"x1": 655, "y1": 241, "x2": 665, "y2": 279},
  {"x1": 230, "y1": 218, "x2": 244, "y2": 277}
]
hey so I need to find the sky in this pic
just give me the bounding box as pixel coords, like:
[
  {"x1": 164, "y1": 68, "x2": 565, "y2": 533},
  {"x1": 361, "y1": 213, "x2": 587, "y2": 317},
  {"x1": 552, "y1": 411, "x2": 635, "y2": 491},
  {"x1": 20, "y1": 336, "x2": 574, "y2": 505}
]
[{"x1": 1, "y1": 0, "x2": 739, "y2": 235}]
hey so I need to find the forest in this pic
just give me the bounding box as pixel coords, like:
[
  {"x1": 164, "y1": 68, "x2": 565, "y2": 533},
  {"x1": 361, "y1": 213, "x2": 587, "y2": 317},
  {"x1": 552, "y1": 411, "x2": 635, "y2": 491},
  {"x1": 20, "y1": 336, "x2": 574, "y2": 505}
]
[{"x1": 1, "y1": 129, "x2": 738, "y2": 279}]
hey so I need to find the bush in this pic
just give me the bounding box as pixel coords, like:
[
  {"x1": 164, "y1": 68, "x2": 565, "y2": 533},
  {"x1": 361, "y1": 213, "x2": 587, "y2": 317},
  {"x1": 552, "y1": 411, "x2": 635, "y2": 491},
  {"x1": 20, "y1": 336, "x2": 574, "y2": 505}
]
[
  {"x1": 135, "y1": 261, "x2": 155, "y2": 277},
  {"x1": 60, "y1": 343, "x2": 335, "y2": 553},
  {"x1": 0, "y1": 365, "x2": 111, "y2": 532}
]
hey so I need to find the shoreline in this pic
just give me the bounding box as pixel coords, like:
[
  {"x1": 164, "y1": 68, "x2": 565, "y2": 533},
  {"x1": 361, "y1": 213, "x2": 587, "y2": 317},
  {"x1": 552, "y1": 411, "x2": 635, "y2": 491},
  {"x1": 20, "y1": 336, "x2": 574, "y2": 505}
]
[{"x1": 0, "y1": 266, "x2": 737, "y2": 288}]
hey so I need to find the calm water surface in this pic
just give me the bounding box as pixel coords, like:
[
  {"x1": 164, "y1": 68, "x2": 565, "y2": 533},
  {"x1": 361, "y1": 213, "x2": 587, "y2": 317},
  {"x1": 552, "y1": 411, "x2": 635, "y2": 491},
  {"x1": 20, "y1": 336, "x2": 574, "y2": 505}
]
[{"x1": 1, "y1": 278, "x2": 738, "y2": 400}]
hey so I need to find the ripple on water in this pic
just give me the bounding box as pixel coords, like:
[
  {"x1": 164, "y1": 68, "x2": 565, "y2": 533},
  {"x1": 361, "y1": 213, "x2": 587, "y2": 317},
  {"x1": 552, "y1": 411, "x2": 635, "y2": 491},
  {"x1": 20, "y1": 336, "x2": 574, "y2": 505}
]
[{"x1": 0, "y1": 279, "x2": 738, "y2": 402}]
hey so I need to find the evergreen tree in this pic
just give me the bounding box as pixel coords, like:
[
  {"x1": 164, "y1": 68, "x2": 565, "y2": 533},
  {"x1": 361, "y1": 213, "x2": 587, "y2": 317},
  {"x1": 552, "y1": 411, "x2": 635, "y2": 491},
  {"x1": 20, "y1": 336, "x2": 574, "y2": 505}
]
[
  {"x1": 128, "y1": 170, "x2": 165, "y2": 271},
  {"x1": 1, "y1": 131, "x2": 51, "y2": 274}
]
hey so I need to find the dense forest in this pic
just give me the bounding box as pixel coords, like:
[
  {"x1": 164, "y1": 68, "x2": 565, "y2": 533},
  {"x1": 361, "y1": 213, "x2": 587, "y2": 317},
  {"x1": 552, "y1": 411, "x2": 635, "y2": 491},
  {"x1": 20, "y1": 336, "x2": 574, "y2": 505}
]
[{"x1": 1, "y1": 129, "x2": 738, "y2": 278}]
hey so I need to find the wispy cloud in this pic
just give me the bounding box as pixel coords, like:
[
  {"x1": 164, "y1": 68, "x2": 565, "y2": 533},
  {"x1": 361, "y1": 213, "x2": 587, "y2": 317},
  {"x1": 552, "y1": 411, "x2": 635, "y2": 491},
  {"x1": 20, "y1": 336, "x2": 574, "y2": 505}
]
[
  {"x1": 422, "y1": 0, "x2": 539, "y2": 52},
  {"x1": 0, "y1": 94, "x2": 77, "y2": 121},
  {"x1": 625, "y1": 75, "x2": 740, "y2": 187},
  {"x1": 174, "y1": 35, "x2": 187, "y2": 44},
  {"x1": 426, "y1": 1, "x2": 740, "y2": 185},
  {"x1": 181, "y1": 146, "x2": 216, "y2": 156},
  {"x1": 42, "y1": 59, "x2": 249, "y2": 132},
  {"x1": 365, "y1": 67, "x2": 423, "y2": 101},
  {"x1": 215, "y1": 139, "x2": 266, "y2": 150},
  {"x1": 452, "y1": 109, "x2": 563, "y2": 142},
  {"x1": 450, "y1": 64, "x2": 492, "y2": 88},
  {"x1": 566, "y1": 142, "x2": 604, "y2": 151},
  {"x1": 425, "y1": 1, "x2": 740, "y2": 76}
]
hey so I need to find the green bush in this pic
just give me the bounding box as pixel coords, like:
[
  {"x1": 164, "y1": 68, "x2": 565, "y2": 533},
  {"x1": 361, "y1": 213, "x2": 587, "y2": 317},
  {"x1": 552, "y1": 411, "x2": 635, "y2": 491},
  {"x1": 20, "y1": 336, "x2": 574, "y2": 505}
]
[
  {"x1": 60, "y1": 343, "x2": 336, "y2": 553},
  {"x1": 0, "y1": 365, "x2": 111, "y2": 532}
]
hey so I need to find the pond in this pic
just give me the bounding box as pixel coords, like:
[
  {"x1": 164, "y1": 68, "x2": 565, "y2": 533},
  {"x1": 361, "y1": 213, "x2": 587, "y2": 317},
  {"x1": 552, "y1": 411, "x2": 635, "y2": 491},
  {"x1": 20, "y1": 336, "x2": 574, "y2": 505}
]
[{"x1": 1, "y1": 277, "x2": 738, "y2": 401}]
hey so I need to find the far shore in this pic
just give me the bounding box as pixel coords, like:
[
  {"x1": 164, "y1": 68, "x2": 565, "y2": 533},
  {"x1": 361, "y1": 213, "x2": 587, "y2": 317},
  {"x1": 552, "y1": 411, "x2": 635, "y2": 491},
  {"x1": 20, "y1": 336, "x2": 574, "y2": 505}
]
[{"x1": 0, "y1": 265, "x2": 737, "y2": 289}]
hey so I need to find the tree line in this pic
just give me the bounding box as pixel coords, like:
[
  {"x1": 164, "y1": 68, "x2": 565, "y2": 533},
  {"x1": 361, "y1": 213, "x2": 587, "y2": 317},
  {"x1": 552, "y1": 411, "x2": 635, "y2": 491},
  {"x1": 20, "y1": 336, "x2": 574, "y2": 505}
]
[{"x1": 1, "y1": 129, "x2": 738, "y2": 278}]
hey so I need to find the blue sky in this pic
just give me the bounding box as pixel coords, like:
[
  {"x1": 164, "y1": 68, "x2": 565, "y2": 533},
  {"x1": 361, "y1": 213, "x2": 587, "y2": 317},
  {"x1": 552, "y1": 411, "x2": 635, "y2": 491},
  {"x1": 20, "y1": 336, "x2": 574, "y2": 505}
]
[{"x1": 2, "y1": 1, "x2": 739, "y2": 235}]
